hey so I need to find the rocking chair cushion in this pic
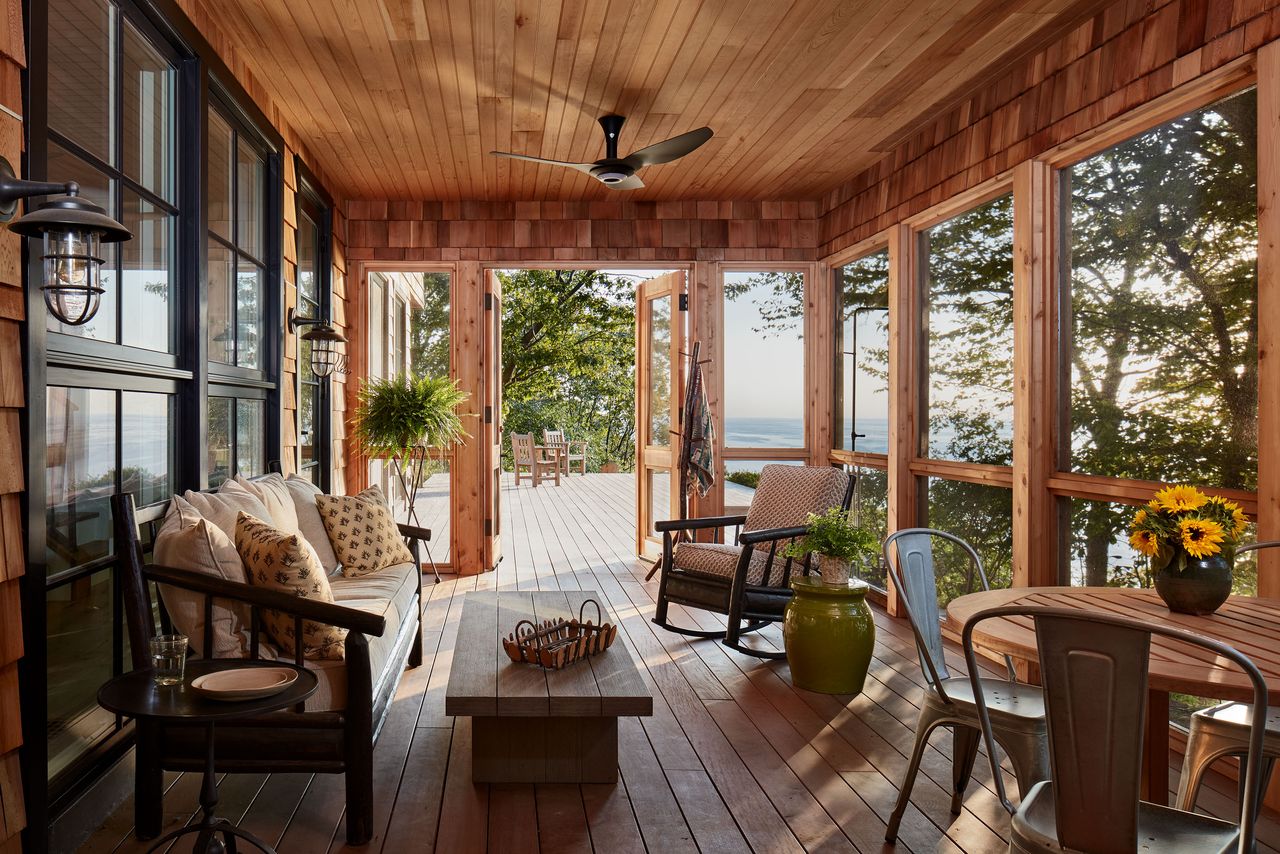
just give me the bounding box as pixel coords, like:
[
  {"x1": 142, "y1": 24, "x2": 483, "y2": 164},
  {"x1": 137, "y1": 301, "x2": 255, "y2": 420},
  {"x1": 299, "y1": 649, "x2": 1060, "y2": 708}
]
[
  {"x1": 673, "y1": 541, "x2": 777, "y2": 586},
  {"x1": 743, "y1": 465, "x2": 851, "y2": 544}
]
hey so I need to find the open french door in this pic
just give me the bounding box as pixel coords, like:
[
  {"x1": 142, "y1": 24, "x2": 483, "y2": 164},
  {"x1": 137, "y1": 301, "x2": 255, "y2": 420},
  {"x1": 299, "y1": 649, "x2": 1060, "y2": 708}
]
[
  {"x1": 635, "y1": 271, "x2": 686, "y2": 557},
  {"x1": 483, "y1": 270, "x2": 503, "y2": 569}
]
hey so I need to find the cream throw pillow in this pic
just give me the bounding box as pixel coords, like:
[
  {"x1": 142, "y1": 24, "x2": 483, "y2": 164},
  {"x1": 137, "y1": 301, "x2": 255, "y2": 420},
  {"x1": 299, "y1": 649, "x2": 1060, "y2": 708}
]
[
  {"x1": 316, "y1": 492, "x2": 415, "y2": 577},
  {"x1": 181, "y1": 487, "x2": 271, "y2": 540},
  {"x1": 234, "y1": 512, "x2": 346, "y2": 660},
  {"x1": 153, "y1": 496, "x2": 252, "y2": 658},
  {"x1": 284, "y1": 474, "x2": 341, "y2": 574},
  {"x1": 224, "y1": 473, "x2": 300, "y2": 534}
]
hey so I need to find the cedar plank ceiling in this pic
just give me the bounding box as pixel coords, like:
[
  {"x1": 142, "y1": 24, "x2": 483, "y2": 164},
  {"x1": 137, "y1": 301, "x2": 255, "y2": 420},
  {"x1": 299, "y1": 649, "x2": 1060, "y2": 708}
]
[{"x1": 199, "y1": 0, "x2": 1114, "y2": 201}]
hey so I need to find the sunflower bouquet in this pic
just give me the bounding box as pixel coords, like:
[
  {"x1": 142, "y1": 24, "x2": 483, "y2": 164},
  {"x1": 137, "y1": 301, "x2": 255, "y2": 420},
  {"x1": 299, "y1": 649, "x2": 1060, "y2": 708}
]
[{"x1": 1128, "y1": 485, "x2": 1248, "y2": 564}]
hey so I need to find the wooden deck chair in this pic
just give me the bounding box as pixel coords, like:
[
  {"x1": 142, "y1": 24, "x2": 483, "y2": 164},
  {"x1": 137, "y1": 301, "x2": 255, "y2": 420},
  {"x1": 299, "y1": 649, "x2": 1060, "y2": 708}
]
[
  {"x1": 511, "y1": 432, "x2": 560, "y2": 487},
  {"x1": 543, "y1": 429, "x2": 588, "y2": 475}
]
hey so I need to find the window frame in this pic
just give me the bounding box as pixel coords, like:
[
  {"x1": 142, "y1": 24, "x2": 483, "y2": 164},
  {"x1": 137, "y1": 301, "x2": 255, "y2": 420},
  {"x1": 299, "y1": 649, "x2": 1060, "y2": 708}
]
[{"x1": 293, "y1": 156, "x2": 333, "y2": 490}]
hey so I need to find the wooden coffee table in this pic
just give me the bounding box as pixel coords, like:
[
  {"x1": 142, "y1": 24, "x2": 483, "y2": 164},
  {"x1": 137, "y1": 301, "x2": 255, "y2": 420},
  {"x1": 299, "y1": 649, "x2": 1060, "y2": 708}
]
[{"x1": 445, "y1": 590, "x2": 653, "y2": 783}]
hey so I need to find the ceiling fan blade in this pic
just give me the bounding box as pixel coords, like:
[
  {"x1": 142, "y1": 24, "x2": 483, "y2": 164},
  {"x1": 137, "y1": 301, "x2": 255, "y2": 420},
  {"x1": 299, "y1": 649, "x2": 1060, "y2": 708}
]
[
  {"x1": 490, "y1": 151, "x2": 596, "y2": 174},
  {"x1": 622, "y1": 127, "x2": 713, "y2": 168},
  {"x1": 603, "y1": 174, "x2": 645, "y2": 191}
]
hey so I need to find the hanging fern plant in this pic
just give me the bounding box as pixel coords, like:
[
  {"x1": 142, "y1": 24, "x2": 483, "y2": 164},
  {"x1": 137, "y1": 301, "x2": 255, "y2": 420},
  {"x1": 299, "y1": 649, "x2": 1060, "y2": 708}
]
[{"x1": 350, "y1": 374, "x2": 470, "y2": 460}]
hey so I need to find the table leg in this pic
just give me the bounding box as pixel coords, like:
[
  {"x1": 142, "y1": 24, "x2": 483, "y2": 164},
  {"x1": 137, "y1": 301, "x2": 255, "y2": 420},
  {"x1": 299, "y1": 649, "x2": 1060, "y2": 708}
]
[{"x1": 1143, "y1": 689, "x2": 1170, "y2": 805}]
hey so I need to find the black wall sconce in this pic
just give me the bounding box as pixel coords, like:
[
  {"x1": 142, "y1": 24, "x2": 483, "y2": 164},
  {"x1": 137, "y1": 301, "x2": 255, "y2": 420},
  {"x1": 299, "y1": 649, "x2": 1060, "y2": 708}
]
[
  {"x1": 0, "y1": 155, "x2": 132, "y2": 325},
  {"x1": 288, "y1": 307, "x2": 347, "y2": 378}
]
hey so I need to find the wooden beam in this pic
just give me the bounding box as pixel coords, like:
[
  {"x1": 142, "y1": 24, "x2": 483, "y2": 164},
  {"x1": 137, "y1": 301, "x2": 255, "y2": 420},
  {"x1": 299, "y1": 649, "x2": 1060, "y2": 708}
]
[
  {"x1": 453, "y1": 261, "x2": 486, "y2": 573},
  {"x1": 1256, "y1": 39, "x2": 1280, "y2": 598},
  {"x1": 1011, "y1": 159, "x2": 1058, "y2": 587},
  {"x1": 885, "y1": 223, "x2": 918, "y2": 616}
]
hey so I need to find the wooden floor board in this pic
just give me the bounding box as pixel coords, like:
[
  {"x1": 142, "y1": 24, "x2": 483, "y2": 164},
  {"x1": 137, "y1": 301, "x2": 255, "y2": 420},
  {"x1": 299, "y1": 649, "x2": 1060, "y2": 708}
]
[{"x1": 80, "y1": 473, "x2": 1280, "y2": 853}]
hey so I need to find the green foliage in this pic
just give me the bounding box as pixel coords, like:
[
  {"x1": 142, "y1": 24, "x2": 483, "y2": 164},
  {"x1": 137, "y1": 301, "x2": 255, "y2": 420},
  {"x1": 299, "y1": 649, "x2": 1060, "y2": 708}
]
[
  {"x1": 782, "y1": 507, "x2": 879, "y2": 563},
  {"x1": 410, "y1": 272, "x2": 451, "y2": 378},
  {"x1": 351, "y1": 373, "x2": 469, "y2": 460},
  {"x1": 499, "y1": 269, "x2": 636, "y2": 470},
  {"x1": 725, "y1": 470, "x2": 759, "y2": 489}
]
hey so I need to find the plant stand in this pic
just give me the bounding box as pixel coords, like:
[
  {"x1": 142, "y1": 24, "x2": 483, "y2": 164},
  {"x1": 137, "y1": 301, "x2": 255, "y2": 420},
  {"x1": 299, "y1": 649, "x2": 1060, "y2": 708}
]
[{"x1": 391, "y1": 446, "x2": 443, "y2": 583}]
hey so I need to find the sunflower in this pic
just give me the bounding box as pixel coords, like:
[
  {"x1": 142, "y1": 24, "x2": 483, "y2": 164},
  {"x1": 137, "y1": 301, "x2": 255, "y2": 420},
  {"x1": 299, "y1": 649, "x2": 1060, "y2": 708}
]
[
  {"x1": 1179, "y1": 517, "x2": 1226, "y2": 558},
  {"x1": 1130, "y1": 508, "x2": 1149, "y2": 530},
  {"x1": 1154, "y1": 485, "x2": 1208, "y2": 513},
  {"x1": 1231, "y1": 506, "x2": 1250, "y2": 537},
  {"x1": 1129, "y1": 529, "x2": 1160, "y2": 557}
]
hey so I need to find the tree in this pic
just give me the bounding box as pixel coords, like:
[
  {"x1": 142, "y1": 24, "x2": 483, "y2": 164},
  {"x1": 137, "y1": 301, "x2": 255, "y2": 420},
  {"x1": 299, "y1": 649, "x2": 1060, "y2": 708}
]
[{"x1": 498, "y1": 269, "x2": 636, "y2": 470}]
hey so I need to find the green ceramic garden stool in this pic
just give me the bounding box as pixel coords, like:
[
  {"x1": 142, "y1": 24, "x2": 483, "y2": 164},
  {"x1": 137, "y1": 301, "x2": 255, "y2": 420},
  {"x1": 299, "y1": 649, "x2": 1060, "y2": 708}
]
[{"x1": 783, "y1": 576, "x2": 875, "y2": 694}]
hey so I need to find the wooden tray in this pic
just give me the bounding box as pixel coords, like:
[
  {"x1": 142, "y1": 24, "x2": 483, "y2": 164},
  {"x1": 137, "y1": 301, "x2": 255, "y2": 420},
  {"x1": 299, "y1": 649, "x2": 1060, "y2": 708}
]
[{"x1": 501, "y1": 598, "x2": 619, "y2": 670}]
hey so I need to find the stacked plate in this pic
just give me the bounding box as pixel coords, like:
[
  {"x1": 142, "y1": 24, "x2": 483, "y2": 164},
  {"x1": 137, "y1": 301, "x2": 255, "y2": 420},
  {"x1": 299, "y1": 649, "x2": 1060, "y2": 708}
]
[{"x1": 190, "y1": 667, "x2": 299, "y2": 701}]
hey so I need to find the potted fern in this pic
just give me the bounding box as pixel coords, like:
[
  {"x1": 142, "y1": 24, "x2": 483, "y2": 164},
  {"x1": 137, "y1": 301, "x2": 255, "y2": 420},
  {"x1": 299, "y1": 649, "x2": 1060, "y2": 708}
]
[
  {"x1": 350, "y1": 374, "x2": 469, "y2": 524},
  {"x1": 782, "y1": 507, "x2": 879, "y2": 584}
]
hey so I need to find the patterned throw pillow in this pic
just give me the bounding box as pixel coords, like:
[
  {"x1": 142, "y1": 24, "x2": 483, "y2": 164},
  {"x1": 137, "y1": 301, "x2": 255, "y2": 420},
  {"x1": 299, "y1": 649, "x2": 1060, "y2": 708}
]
[
  {"x1": 315, "y1": 491, "x2": 415, "y2": 578},
  {"x1": 234, "y1": 512, "x2": 346, "y2": 660}
]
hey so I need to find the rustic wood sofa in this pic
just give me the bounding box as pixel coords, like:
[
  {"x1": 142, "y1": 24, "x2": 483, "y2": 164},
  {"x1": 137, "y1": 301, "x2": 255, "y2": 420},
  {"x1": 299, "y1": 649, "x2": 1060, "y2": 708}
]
[{"x1": 110, "y1": 483, "x2": 430, "y2": 845}]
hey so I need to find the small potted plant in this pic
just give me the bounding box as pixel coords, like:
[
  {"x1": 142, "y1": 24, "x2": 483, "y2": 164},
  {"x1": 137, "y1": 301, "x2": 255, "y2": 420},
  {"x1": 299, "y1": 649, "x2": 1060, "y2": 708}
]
[
  {"x1": 783, "y1": 507, "x2": 879, "y2": 584},
  {"x1": 1128, "y1": 484, "x2": 1248, "y2": 615}
]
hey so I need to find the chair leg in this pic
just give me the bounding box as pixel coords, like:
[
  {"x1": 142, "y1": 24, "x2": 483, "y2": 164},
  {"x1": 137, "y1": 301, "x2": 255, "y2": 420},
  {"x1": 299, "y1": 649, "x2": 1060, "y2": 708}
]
[
  {"x1": 887, "y1": 710, "x2": 947, "y2": 842},
  {"x1": 1236, "y1": 755, "x2": 1275, "y2": 821},
  {"x1": 993, "y1": 725, "x2": 1052, "y2": 802},
  {"x1": 951, "y1": 724, "x2": 982, "y2": 814},
  {"x1": 1175, "y1": 723, "x2": 1237, "y2": 812},
  {"x1": 134, "y1": 719, "x2": 163, "y2": 839}
]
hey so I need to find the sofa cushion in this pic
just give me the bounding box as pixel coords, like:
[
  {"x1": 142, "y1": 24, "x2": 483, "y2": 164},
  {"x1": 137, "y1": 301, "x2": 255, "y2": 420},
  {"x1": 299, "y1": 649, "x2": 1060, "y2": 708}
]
[
  {"x1": 226, "y1": 473, "x2": 300, "y2": 534},
  {"x1": 284, "y1": 474, "x2": 341, "y2": 575},
  {"x1": 293, "y1": 561, "x2": 420, "y2": 711},
  {"x1": 181, "y1": 487, "x2": 271, "y2": 541},
  {"x1": 234, "y1": 513, "x2": 346, "y2": 660},
  {"x1": 152, "y1": 496, "x2": 251, "y2": 658},
  {"x1": 316, "y1": 493, "x2": 415, "y2": 578}
]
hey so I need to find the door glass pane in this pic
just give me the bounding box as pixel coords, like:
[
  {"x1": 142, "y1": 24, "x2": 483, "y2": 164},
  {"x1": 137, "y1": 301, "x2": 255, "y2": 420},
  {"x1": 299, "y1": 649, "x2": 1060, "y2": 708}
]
[
  {"x1": 47, "y1": 570, "x2": 116, "y2": 781},
  {"x1": 236, "y1": 262, "x2": 262, "y2": 368},
  {"x1": 420, "y1": 458, "x2": 451, "y2": 563},
  {"x1": 48, "y1": 0, "x2": 114, "y2": 163},
  {"x1": 921, "y1": 476, "x2": 1013, "y2": 608},
  {"x1": 236, "y1": 139, "x2": 265, "y2": 260},
  {"x1": 121, "y1": 191, "x2": 171, "y2": 352},
  {"x1": 922, "y1": 194, "x2": 1014, "y2": 463},
  {"x1": 207, "y1": 241, "x2": 233, "y2": 364},
  {"x1": 411, "y1": 272, "x2": 452, "y2": 376},
  {"x1": 851, "y1": 466, "x2": 888, "y2": 589},
  {"x1": 368, "y1": 276, "x2": 385, "y2": 378},
  {"x1": 647, "y1": 295, "x2": 671, "y2": 447},
  {"x1": 1065, "y1": 89, "x2": 1258, "y2": 490},
  {"x1": 299, "y1": 360, "x2": 316, "y2": 468},
  {"x1": 122, "y1": 20, "x2": 173, "y2": 200},
  {"x1": 46, "y1": 387, "x2": 117, "y2": 575},
  {"x1": 837, "y1": 251, "x2": 889, "y2": 453},
  {"x1": 208, "y1": 397, "x2": 233, "y2": 487},
  {"x1": 237, "y1": 399, "x2": 265, "y2": 477},
  {"x1": 45, "y1": 145, "x2": 116, "y2": 342},
  {"x1": 207, "y1": 110, "x2": 233, "y2": 241},
  {"x1": 121, "y1": 392, "x2": 172, "y2": 507},
  {"x1": 647, "y1": 467, "x2": 671, "y2": 536},
  {"x1": 723, "y1": 271, "x2": 805, "y2": 448},
  {"x1": 298, "y1": 213, "x2": 317, "y2": 306}
]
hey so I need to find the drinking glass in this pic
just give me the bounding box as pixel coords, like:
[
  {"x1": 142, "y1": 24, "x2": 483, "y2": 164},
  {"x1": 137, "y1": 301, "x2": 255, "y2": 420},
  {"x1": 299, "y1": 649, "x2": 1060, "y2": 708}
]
[{"x1": 149, "y1": 634, "x2": 188, "y2": 686}]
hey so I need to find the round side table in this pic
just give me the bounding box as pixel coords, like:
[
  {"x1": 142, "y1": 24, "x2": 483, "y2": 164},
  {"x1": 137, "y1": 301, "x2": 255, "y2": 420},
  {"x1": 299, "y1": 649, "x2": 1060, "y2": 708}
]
[
  {"x1": 98, "y1": 659, "x2": 317, "y2": 854},
  {"x1": 783, "y1": 576, "x2": 876, "y2": 694}
]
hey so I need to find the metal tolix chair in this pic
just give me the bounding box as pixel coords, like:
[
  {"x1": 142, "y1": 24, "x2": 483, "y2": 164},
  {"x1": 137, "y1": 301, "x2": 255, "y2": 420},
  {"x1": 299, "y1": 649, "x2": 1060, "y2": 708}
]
[
  {"x1": 882, "y1": 529, "x2": 1049, "y2": 843},
  {"x1": 965, "y1": 606, "x2": 1268, "y2": 854},
  {"x1": 1175, "y1": 540, "x2": 1280, "y2": 815}
]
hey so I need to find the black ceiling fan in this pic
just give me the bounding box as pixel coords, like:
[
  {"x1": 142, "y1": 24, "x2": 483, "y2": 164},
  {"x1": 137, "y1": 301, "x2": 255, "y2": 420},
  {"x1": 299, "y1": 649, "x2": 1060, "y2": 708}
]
[{"x1": 490, "y1": 115, "x2": 713, "y2": 190}]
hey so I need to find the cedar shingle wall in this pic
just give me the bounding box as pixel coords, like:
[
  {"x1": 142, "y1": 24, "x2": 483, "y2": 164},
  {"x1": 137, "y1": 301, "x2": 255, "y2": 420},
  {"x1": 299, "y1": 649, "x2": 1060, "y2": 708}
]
[
  {"x1": 0, "y1": 0, "x2": 26, "y2": 847},
  {"x1": 343, "y1": 200, "x2": 821, "y2": 264},
  {"x1": 819, "y1": 0, "x2": 1280, "y2": 255}
]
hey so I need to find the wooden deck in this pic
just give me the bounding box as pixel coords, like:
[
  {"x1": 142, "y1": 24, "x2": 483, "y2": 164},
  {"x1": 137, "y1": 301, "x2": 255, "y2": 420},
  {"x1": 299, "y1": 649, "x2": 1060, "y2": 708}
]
[{"x1": 82, "y1": 473, "x2": 1278, "y2": 853}]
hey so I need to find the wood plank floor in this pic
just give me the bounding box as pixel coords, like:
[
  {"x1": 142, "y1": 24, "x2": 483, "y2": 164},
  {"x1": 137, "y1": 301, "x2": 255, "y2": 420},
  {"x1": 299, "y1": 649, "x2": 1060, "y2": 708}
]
[{"x1": 83, "y1": 473, "x2": 1279, "y2": 853}]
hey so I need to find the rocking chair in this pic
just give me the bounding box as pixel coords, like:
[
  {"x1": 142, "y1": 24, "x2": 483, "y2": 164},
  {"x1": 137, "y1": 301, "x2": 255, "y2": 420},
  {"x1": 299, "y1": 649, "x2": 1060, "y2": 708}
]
[{"x1": 652, "y1": 464, "x2": 853, "y2": 658}]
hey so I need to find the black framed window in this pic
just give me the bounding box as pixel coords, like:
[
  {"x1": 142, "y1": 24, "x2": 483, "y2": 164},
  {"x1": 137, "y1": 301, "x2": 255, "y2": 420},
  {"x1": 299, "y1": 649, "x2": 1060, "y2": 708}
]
[{"x1": 295, "y1": 162, "x2": 332, "y2": 488}]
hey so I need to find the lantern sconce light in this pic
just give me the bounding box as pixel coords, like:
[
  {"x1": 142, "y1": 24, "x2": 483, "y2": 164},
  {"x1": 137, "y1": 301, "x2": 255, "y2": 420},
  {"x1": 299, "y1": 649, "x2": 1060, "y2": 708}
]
[
  {"x1": 0, "y1": 156, "x2": 132, "y2": 326},
  {"x1": 288, "y1": 307, "x2": 347, "y2": 378}
]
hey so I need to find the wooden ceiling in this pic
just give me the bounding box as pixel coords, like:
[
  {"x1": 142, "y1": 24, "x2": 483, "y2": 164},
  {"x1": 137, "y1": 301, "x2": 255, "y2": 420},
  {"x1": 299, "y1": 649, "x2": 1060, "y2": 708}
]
[{"x1": 196, "y1": 0, "x2": 1114, "y2": 202}]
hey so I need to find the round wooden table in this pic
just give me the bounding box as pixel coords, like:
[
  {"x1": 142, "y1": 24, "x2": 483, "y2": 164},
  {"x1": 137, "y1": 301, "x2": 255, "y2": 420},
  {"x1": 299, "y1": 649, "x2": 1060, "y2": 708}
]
[{"x1": 946, "y1": 586, "x2": 1280, "y2": 804}]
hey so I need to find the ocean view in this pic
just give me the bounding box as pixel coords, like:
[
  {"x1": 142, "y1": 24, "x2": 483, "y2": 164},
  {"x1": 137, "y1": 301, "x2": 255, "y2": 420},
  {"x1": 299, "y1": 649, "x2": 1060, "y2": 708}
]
[{"x1": 723, "y1": 416, "x2": 890, "y2": 462}]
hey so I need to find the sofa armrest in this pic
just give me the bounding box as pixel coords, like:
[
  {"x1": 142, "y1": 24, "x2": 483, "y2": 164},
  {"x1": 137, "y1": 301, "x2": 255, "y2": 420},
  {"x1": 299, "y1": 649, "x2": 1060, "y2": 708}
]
[
  {"x1": 145, "y1": 564, "x2": 388, "y2": 637},
  {"x1": 397, "y1": 522, "x2": 432, "y2": 544}
]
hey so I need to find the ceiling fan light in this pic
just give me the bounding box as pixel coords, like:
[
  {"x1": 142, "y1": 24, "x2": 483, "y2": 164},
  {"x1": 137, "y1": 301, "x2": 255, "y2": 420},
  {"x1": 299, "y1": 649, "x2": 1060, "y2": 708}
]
[{"x1": 596, "y1": 170, "x2": 628, "y2": 184}]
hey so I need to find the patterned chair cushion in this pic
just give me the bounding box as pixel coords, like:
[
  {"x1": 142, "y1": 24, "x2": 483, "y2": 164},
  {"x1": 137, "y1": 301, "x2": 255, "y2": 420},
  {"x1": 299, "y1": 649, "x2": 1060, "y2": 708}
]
[
  {"x1": 234, "y1": 512, "x2": 347, "y2": 660},
  {"x1": 672, "y1": 541, "x2": 778, "y2": 586},
  {"x1": 315, "y1": 491, "x2": 415, "y2": 578},
  {"x1": 743, "y1": 465, "x2": 851, "y2": 544}
]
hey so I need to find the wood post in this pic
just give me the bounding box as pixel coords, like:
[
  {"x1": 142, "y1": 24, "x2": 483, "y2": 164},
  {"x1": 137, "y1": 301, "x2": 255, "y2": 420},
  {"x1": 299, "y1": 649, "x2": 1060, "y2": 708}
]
[
  {"x1": 1257, "y1": 41, "x2": 1280, "y2": 598},
  {"x1": 886, "y1": 224, "x2": 919, "y2": 617}
]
